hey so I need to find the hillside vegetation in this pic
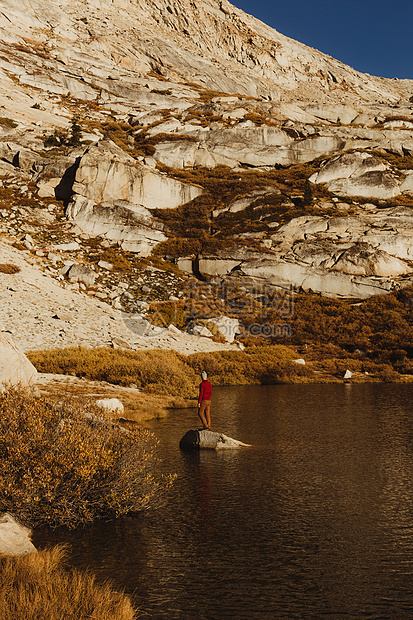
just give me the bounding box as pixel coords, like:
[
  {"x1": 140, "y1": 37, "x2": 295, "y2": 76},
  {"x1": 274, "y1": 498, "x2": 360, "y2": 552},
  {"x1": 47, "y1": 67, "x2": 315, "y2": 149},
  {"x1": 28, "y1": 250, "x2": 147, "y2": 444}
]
[{"x1": 28, "y1": 283, "x2": 413, "y2": 391}]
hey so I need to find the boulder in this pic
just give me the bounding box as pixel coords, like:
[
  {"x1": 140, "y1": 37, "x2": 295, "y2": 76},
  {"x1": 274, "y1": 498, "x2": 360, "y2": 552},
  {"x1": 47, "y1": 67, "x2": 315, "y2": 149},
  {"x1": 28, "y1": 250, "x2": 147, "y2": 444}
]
[
  {"x1": 179, "y1": 429, "x2": 251, "y2": 450},
  {"x1": 309, "y1": 151, "x2": 409, "y2": 199},
  {"x1": 0, "y1": 333, "x2": 37, "y2": 392},
  {"x1": 208, "y1": 316, "x2": 240, "y2": 343},
  {"x1": 67, "y1": 197, "x2": 167, "y2": 256},
  {"x1": 0, "y1": 513, "x2": 37, "y2": 556},
  {"x1": 95, "y1": 398, "x2": 125, "y2": 416},
  {"x1": 66, "y1": 264, "x2": 96, "y2": 288},
  {"x1": 66, "y1": 140, "x2": 199, "y2": 254},
  {"x1": 238, "y1": 258, "x2": 395, "y2": 299},
  {"x1": 37, "y1": 177, "x2": 61, "y2": 198},
  {"x1": 98, "y1": 260, "x2": 113, "y2": 270},
  {"x1": 400, "y1": 172, "x2": 413, "y2": 194},
  {"x1": 189, "y1": 324, "x2": 214, "y2": 338},
  {"x1": 197, "y1": 257, "x2": 242, "y2": 277},
  {"x1": 383, "y1": 120, "x2": 413, "y2": 130},
  {"x1": 332, "y1": 245, "x2": 410, "y2": 277}
]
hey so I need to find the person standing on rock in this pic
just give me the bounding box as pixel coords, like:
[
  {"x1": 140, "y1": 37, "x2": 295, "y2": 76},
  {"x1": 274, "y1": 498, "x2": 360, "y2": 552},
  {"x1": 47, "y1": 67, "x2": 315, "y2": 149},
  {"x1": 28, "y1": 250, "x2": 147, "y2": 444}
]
[{"x1": 198, "y1": 371, "x2": 212, "y2": 430}]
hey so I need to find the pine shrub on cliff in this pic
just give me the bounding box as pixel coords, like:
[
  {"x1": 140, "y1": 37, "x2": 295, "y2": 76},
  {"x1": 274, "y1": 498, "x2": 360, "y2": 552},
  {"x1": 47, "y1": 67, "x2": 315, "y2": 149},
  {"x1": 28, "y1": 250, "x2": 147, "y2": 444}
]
[{"x1": 0, "y1": 388, "x2": 174, "y2": 528}]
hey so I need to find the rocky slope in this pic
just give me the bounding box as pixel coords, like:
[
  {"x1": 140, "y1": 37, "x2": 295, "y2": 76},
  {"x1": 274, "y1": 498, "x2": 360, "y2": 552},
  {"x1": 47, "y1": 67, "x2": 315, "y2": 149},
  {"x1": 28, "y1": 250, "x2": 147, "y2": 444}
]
[
  {"x1": 0, "y1": 0, "x2": 413, "y2": 351},
  {"x1": 0, "y1": 237, "x2": 239, "y2": 353}
]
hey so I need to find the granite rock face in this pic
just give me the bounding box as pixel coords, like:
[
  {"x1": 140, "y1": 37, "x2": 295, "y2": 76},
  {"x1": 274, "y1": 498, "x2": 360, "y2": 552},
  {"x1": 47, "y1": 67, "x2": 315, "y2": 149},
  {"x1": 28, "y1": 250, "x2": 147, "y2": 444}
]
[
  {"x1": 0, "y1": 333, "x2": 37, "y2": 392},
  {"x1": 0, "y1": 0, "x2": 411, "y2": 305},
  {"x1": 189, "y1": 206, "x2": 413, "y2": 299},
  {"x1": 65, "y1": 140, "x2": 202, "y2": 255}
]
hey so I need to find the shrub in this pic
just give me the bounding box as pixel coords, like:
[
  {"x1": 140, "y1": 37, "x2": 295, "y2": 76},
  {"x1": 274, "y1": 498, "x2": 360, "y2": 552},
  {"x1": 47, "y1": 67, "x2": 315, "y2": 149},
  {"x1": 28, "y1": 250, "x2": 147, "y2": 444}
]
[
  {"x1": 302, "y1": 179, "x2": 313, "y2": 206},
  {"x1": 96, "y1": 248, "x2": 132, "y2": 271},
  {"x1": 44, "y1": 128, "x2": 69, "y2": 147},
  {"x1": 372, "y1": 150, "x2": 413, "y2": 171},
  {"x1": 43, "y1": 116, "x2": 83, "y2": 148},
  {"x1": 0, "y1": 117, "x2": 17, "y2": 128},
  {"x1": 0, "y1": 263, "x2": 20, "y2": 274},
  {"x1": 146, "y1": 301, "x2": 187, "y2": 330},
  {"x1": 0, "y1": 545, "x2": 137, "y2": 620},
  {"x1": 0, "y1": 388, "x2": 173, "y2": 528},
  {"x1": 66, "y1": 116, "x2": 82, "y2": 147},
  {"x1": 151, "y1": 160, "x2": 334, "y2": 258},
  {"x1": 153, "y1": 237, "x2": 202, "y2": 257}
]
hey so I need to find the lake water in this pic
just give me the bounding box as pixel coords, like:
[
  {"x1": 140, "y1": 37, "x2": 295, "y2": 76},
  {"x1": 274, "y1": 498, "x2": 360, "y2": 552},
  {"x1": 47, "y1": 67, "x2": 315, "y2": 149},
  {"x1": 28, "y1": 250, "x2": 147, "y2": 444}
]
[{"x1": 34, "y1": 384, "x2": 413, "y2": 619}]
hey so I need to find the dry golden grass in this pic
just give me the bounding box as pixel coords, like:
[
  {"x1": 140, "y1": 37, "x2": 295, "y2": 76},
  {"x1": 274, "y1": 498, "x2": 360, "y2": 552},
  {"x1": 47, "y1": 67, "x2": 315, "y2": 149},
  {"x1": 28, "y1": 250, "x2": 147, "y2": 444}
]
[
  {"x1": 28, "y1": 344, "x2": 318, "y2": 396},
  {"x1": 0, "y1": 546, "x2": 137, "y2": 620},
  {"x1": 188, "y1": 344, "x2": 315, "y2": 385},
  {"x1": 28, "y1": 347, "x2": 199, "y2": 397}
]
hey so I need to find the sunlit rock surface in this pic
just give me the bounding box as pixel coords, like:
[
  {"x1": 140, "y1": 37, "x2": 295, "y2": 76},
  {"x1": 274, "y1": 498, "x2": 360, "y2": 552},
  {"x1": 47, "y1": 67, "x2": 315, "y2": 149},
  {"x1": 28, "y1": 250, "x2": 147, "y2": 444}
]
[
  {"x1": 180, "y1": 429, "x2": 251, "y2": 450},
  {"x1": 0, "y1": 513, "x2": 37, "y2": 556},
  {"x1": 0, "y1": 333, "x2": 37, "y2": 392}
]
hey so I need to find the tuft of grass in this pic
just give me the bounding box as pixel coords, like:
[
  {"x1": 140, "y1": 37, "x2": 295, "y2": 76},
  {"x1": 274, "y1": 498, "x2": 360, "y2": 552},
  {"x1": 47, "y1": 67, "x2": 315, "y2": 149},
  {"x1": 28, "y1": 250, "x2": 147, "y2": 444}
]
[
  {"x1": 0, "y1": 545, "x2": 137, "y2": 620},
  {"x1": 0, "y1": 388, "x2": 174, "y2": 528},
  {"x1": 96, "y1": 248, "x2": 132, "y2": 272}
]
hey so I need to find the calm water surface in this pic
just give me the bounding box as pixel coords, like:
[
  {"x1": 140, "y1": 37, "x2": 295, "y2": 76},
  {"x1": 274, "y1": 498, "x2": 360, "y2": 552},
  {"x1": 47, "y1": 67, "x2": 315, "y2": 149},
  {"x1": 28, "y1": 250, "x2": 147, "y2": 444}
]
[{"x1": 34, "y1": 384, "x2": 413, "y2": 619}]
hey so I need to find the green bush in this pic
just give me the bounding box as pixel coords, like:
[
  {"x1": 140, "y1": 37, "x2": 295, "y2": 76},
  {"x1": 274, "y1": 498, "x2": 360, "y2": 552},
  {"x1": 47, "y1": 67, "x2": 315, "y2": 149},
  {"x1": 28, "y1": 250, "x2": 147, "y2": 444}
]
[{"x1": 0, "y1": 388, "x2": 173, "y2": 528}]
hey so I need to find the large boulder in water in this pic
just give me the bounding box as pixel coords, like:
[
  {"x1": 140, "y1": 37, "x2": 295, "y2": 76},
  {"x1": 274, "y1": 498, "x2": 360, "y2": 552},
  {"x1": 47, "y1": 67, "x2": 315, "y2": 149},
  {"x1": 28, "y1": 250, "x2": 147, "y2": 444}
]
[
  {"x1": 179, "y1": 429, "x2": 250, "y2": 450},
  {"x1": 0, "y1": 333, "x2": 37, "y2": 392}
]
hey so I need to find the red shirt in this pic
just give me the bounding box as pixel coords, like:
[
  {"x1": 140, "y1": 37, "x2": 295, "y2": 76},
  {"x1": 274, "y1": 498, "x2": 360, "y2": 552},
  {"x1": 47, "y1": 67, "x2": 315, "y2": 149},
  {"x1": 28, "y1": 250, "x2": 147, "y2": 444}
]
[{"x1": 198, "y1": 380, "x2": 212, "y2": 403}]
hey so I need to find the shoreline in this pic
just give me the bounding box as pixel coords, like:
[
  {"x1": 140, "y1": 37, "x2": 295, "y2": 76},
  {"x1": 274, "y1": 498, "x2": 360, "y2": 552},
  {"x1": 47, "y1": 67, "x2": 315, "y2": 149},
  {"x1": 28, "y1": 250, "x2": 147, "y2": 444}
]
[{"x1": 32, "y1": 346, "x2": 413, "y2": 424}]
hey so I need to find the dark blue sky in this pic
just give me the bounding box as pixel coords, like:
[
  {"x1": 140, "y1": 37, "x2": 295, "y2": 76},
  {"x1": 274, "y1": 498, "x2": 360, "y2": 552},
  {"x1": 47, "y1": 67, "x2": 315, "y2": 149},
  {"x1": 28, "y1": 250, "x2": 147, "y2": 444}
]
[{"x1": 234, "y1": 0, "x2": 413, "y2": 79}]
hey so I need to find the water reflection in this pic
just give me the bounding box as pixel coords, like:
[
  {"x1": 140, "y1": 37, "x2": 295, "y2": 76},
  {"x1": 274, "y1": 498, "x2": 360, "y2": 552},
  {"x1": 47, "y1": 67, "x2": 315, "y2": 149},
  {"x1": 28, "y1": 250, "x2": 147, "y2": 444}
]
[{"x1": 34, "y1": 383, "x2": 413, "y2": 618}]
